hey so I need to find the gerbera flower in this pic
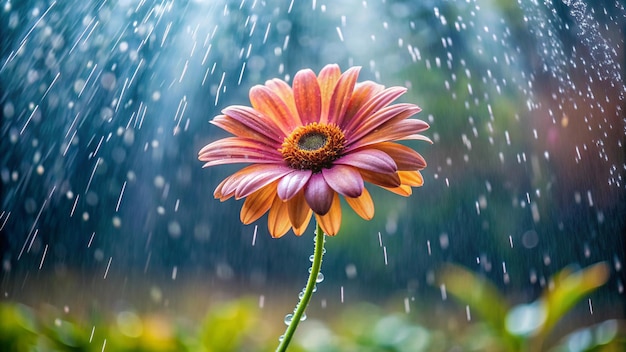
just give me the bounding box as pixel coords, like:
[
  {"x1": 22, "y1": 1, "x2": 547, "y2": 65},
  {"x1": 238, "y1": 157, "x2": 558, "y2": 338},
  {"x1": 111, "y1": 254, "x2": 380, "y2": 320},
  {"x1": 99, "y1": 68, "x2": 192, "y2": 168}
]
[{"x1": 199, "y1": 64, "x2": 430, "y2": 238}]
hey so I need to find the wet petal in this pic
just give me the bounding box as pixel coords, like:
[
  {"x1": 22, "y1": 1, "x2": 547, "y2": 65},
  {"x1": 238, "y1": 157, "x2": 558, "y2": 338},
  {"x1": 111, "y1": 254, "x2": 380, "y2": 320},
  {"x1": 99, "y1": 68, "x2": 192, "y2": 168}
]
[
  {"x1": 328, "y1": 66, "x2": 360, "y2": 126},
  {"x1": 199, "y1": 137, "x2": 283, "y2": 167},
  {"x1": 348, "y1": 118, "x2": 430, "y2": 151},
  {"x1": 342, "y1": 86, "x2": 408, "y2": 133},
  {"x1": 370, "y1": 142, "x2": 427, "y2": 170},
  {"x1": 334, "y1": 148, "x2": 397, "y2": 174},
  {"x1": 214, "y1": 176, "x2": 234, "y2": 201},
  {"x1": 398, "y1": 170, "x2": 424, "y2": 187},
  {"x1": 240, "y1": 182, "x2": 277, "y2": 224},
  {"x1": 211, "y1": 115, "x2": 279, "y2": 146},
  {"x1": 265, "y1": 78, "x2": 300, "y2": 126},
  {"x1": 359, "y1": 169, "x2": 401, "y2": 188},
  {"x1": 341, "y1": 81, "x2": 385, "y2": 127},
  {"x1": 345, "y1": 187, "x2": 374, "y2": 220},
  {"x1": 268, "y1": 195, "x2": 291, "y2": 238},
  {"x1": 221, "y1": 106, "x2": 284, "y2": 143},
  {"x1": 322, "y1": 165, "x2": 363, "y2": 198},
  {"x1": 382, "y1": 184, "x2": 413, "y2": 196},
  {"x1": 215, "y1": 164, "x2": 285, "y2": 201},
  {"x1": 249, "y1": 85, "x2": 298, "y2": 135},
  {"x1": 304, "y1": 173, "x2": 334, "y2": 215},
  {"x1": 287, "y1": 190, "x2": 313, "y2": 234},
  {"x1": 218, "y1": 164, "x2": 292, "y2": 199},
  {"x1": 293, "y1": 69, "x2": 322, "y2": 125},
  {"x1": 277, "y1": 170, "x2": 312, "y2": 201},
  {"x1": 315, "y1": 193, "x2": 342, "y2": 236},
  {"x1": 346, "y1": 104, "x2": 422, "y2": 148},
  {"x1": 317, "y1": 64, "x2": 341, "y2": 123},
  {"x1": 292, "y1": 209, "x2": 313, "y2": 236}
]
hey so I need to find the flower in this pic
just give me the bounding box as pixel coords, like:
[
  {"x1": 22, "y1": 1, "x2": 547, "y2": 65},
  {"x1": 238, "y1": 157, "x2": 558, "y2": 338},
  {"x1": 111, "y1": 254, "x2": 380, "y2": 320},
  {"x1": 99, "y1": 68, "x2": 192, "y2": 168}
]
[{"x1": 199, "y1": 64, "x2": 430, "y2": 238}]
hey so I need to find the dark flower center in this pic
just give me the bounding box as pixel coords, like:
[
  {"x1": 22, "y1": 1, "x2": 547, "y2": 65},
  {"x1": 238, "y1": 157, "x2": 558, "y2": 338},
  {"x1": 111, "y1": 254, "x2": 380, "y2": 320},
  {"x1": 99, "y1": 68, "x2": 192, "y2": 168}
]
[{"x1": 280, "y1": 123, "x2": 346, "y2": 172}]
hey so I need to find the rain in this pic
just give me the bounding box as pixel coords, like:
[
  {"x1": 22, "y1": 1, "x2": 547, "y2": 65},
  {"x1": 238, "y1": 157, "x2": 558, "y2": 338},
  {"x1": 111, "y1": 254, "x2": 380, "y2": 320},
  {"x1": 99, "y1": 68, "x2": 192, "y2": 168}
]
[{"x1": 1, "y1": 0, "x2": 625, "y2": 350}]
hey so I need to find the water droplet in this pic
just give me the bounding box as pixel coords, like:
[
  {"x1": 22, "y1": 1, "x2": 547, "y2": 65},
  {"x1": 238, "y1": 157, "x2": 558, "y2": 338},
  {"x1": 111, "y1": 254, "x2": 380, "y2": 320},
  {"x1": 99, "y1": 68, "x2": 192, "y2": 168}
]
[
  {"x1": 300, "y1": 313, "x2": 307, "y2": 321},
  {"x1": 316, "y1": 272, "x2": 324, "y2": 283},
  {"x1": 284, "y1": 314, "x2": 293, "y2": 325},
  {"x1": 309, "y1": 255, "x2": 314, "y2": 262}
]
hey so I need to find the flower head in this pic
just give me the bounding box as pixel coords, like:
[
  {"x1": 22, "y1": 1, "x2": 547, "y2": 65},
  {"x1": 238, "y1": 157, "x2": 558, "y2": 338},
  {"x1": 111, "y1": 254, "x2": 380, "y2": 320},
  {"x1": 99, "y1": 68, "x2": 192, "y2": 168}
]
[{"x1": 199, "y1": 64, "x2": 430, "y2": 238}]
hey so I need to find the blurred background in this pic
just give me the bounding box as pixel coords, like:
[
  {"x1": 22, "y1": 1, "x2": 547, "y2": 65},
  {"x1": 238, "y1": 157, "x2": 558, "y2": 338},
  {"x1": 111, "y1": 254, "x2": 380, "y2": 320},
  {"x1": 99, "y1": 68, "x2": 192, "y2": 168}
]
[{"x1": 1, "y1": 0, "x2": 625, "y2": 350}]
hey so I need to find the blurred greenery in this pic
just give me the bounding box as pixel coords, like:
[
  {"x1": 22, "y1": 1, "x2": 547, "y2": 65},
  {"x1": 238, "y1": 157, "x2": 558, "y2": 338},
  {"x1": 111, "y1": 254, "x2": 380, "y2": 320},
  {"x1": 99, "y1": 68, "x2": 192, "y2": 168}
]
[{"x1": 1, "y1": 262, "x2": 623, "y2": 351}]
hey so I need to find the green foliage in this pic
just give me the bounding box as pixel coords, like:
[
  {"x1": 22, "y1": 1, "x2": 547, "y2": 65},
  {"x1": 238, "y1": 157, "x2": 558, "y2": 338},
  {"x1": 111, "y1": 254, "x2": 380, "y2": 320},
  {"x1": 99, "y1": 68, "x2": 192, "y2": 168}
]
[
  {"x1": 0, "y1": 264, "x2": 623, "y2": 352},
  {"x1": 437, "y1": 262, "x2": 621, "y2": 351}
]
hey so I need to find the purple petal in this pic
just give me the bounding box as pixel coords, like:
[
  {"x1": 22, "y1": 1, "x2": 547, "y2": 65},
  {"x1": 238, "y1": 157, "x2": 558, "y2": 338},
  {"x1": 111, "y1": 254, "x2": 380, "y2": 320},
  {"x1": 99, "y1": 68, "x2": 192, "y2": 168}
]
[
  {"x1": 322, "y1": 165, "x2": 363, "y2": 198},
  {"x1": 304, "y1": 173, "x2": 334, "y2": 215},
  {"x1": 277, "y1": 170, "x2": 312, "y2": 201},
  {"x1": 334, "y1": 149, "x2": 397, "y2": 174}
]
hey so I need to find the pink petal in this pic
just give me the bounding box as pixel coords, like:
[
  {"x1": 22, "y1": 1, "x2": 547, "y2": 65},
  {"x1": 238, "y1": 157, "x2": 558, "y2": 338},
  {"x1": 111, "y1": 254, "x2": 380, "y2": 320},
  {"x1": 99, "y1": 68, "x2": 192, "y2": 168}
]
[
  {"x1": 322, "y1": 165, "x2": 363, "y2": 198},
  {"x1": 372, "y1": 142, "x2": 427, "y2": 170},
  {"x1": 304, "y1": 173, "x2": 334, "y2": 215},
  {"x1": 198, "y1": 137, "x2": 283, "y2": 167},
  {"x1": 293, "y1": 69, "x2": 322, "y2": 125},
  {"x1": 346, "y1": 104, "x2": 421, "y2": 147},
  {"x1": 211, "y1": 115, "x2": 280, "y2": 147},
  {"x1": 399, "y1": 134, "x2": 434, "y2": 143},
  {"x1": 327, "y1": 66, "x2": 360, "y2": 126},
  {"x1": 249, "y1": 85, "x2": 298, "y2": 135},
  {"x1": 277, "y1": 170, "x2": 312, "y2": 201},
  {"x1": 227, "y1": 165, "x2": 293, "y2": 199},
  {"x1": 334, "y1": 149, "x2": 397, "y2": 174},
  {"x1": 221, "y1": 106, "x2": 285, "y2": 143},
  {"x1": 349, "y1": 119, "x2": 430, "y2": 150},
  {"x1": 341, "y1": 81, "x2": 385, "y2": 127},
  {"x1": 342, "y1": 86, "x2": 408, "y2": 132}
]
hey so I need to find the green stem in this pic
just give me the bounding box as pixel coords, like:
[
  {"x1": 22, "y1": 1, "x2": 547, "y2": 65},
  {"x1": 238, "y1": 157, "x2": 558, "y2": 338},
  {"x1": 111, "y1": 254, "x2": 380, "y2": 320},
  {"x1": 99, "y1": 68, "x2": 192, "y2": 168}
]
[{"x1": 276, "y1": 222, "x2": 325, "y2": 352}]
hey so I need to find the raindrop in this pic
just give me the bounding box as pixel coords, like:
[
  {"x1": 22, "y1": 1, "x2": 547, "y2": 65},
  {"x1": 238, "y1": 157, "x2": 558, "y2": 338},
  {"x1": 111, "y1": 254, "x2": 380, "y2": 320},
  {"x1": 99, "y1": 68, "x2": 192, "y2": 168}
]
[
  {"x1": 316, "y1": 272, "x2": 324, "y2": 283},
  {"x1": 284, "y1": 314, "x2": 293, "y2": 325}
]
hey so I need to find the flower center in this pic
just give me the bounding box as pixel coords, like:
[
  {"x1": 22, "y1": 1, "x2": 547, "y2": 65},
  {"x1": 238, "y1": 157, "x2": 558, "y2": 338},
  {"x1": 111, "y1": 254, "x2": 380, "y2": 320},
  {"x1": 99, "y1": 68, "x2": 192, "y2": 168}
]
[{"x1": 280, "y1": 123, "x2": 346, "y2": 172}]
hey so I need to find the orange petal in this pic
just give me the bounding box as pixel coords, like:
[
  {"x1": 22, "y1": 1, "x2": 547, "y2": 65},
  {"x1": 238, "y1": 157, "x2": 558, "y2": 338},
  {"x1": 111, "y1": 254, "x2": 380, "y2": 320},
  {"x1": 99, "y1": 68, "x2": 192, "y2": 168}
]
[
  {"x1": 360, "y1": 169, "x2": 401, "y2": 188},
  {"x1": 383, "y1": 184, "x2": 413, "y2": 197},
  {"x1": 328, "y1": 66, "x2": 360, "y2": 126},
  {"x1": 268, "y1": 195, "x2": 292, "y2": 238},
  {"x1": 317, "y1": 64, "x2": 341, "y2": 123},
  {"x1": 292, "y1": 209, "x2": 313, "y2": 236},
  {"x1": 249, "y1": 85, "x2": 297, "y2": 136},
  {"x1": 345, "y1": 187, "x2": 375, "y2": 220},
  {"x1": 314, "y1": 193, "x2": 342, "y2": 235},
  {"x1": 240, "y1": 182, "x2": 277, "y2": 224},
  {"x1": 265, "y1": 78, "x2": 301, "y2": 126},
  {"x1": 287, "y1": 190, "x2": 313, "y2": 232},
  {"x1": 398, "y1": 170, "x2": 424, "y2": 187},
  {"x1": 293, "y1": 69, "x2": 322, "y2": 126}
]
